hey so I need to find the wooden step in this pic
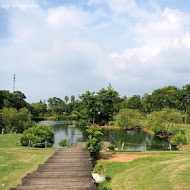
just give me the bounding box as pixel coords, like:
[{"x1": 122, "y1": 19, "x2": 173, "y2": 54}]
[{"x1": 11, "y1": 147, "x2": 97, "y2": 190}]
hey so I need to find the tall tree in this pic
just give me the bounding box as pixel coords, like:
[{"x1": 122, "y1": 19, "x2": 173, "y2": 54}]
[
  {"x1": 70, "y1": 95, "x2": 75, "y2": 103},
  {"x1": 125, "y1": 95, "x2": 143, "y2": 111},
  {"x1": 80, "y1": 91, "x2": 100, "y2": 124},
  {"x1": 47, "y1": 97, "x2": 66, "y2": 115},
  {"x1": 64, "y1": 96, "x2": 69, "y2": 104},
  {"x1": 97, "y1": 85, "x2": 120, "y2": 124}
]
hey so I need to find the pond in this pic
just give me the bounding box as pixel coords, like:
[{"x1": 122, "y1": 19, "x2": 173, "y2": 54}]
[{"x1": 38, "y1": 121, "x2": 170, "y2": 150}]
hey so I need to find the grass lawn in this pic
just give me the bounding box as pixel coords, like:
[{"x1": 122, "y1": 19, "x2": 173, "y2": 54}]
[
  {"x1": 0, "y1": 134, "x2": 56, "y2": 190},
  {"x1": 98, "y1": 151, "x2": 190, "y2": 190},
  {"x1": 98, "y1": 124, "x2": 190, "y2": 190}
]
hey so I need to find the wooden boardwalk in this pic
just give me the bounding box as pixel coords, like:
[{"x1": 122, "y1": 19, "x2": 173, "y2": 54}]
[{"x1": 11, "y1": 143, "x2": 97, "y2": 190}]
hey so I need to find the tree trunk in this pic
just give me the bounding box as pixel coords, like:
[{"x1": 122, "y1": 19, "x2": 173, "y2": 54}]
[{"x1": 92, "y1": 114, "x2": 95, "y2": 125}]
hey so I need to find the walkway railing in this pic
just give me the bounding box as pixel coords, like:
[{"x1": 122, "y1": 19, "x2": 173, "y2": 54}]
[{"x1": 108, "y1": 133, "x2": 175, "y2": 151}]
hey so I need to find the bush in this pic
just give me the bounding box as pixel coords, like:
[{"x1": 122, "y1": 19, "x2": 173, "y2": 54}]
[
  {"x1": 108, "y1": 121, "x2": 115, "y2": 126},
  {"x1": 59, "y1": 139, "x2": 67, "y2": 147},
  {"x1": 171, "y1": 133, "x2": 188, "y2": 145},
  {"x1": 20, "y1": 124, "x2": 54, "y2": 147},
  {"x1": 93, "y1": 164, "x2": 106, "y2": 175},
  {"x1": 86, "y1": 126, "x2": 103, "y2": 158},
  {"x1": 107, "y1": 144, "x2": 115, "y2": 150}
]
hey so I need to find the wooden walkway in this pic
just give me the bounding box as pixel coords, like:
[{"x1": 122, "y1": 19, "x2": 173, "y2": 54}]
[{"x1": 11, "y1": 143, "x2": 97, "y2": 190}]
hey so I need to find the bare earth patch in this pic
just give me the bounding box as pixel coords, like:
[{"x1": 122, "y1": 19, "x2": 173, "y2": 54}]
[{"x1": 99, "y1": 152, "x2": 149, "y2": 162}]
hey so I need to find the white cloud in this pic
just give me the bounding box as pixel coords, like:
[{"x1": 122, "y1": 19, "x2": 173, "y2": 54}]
[{"x1": 0, "y1": 1, "x2": 190, "y2": 101}]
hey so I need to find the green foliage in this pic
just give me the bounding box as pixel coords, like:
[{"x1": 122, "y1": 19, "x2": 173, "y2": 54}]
[
  {"x1": 1, "y1": 108, "x2": 34, "y2": 133},
  {"x1": 80, "y1": 91, "x2": 100, "y2": 124},
  {"x1": 147, "y1": 108, "x2": 182, "y2": 135},
  {"x1": 70, "y1": 95, "x2": 75, "y2": 103},
  {"x1": 86, "y1": 126, "x2": 103, "y2": 157},
  {"x1": 20, "y1": 124, "x2": 54, "y2": 147},
  {"x1": 47, "y1": 97, "x2": 66, "y2": 115},
  {"x1": 30, "y1": 101, "x2": 47, "y2": 117},
  {"x1": 93, "y1": 164, "x2": 106, "y2": 174},
  {"x1": 116, "y1": 109, "x2": 144, "y2": 129},
  {"x1": 77, "y1": 119, "x2": 88, "y2": 127},
  {"x1": 108, "y1": 121, "x2": 115, "y2": 126},
  {"x1": 107, "y1": 144, "x2": 115, "y2": 150},
  {"x1": 64, "y1": 96, "x2": 69, "y2": 104},
  {"x1": 125, "y1": 95, "x2": 143, "y2": 111},
  {"x1": 59, "y1": 139, "x2": 67, "y2": 147},
  {"x1": 97, "y1": 85, "x2": 120, "y2": 124},
  {"x1": 57, "y1": 114, "x2": 78, "y2": 121},
  {"x1": 171, "y1": 133, "x2": 188, "y2": 145}
]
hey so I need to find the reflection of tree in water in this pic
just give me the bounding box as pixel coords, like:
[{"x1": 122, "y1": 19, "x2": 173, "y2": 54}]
[
  {"x1": 37, "y1": 121, "x2": 168, "y2": 150},
  {"x1": 109, "y1": 129, "x2": 167, "y2": 150},
  {"x1": 72, "y1": 127, "x2": 88, "y2": 143}
]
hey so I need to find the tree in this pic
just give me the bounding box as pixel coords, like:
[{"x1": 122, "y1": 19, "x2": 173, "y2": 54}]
[
  {"x1": 64, "y1": 96, "x2": 69, "y2": 104},
  {"x1": 1, "y1": 108, "x2": 34, "y2": 133},
  {"x1": 30, "y1": 102, "x2": 47, "y2": 117},
  {"x1": 125, "y1": 95, "x2": 143, "y2": 111},
  {"x1": 97, "y1": 85, "x2": 120, "y2": 124},
  {"x1": 147, "y1": 108, "x2": 182, "y2": 135},
  {"x1": 9, "y1": 91, "x2": 28, "y2": 110},
  {"x1": 71, "y1": 95, "x2": 75, "y2": 103},
  {"x1": 0, "y1": 90, "x2": 10, "y2": 109},
  {"x1": 149, "y1": 86, "x2": 178, "y2": 111},
  {"x1": 80, "y1": 91, "x2": 100, "y2": 124},
  {"x1": 47, "y1": 97, "x2": 66, "y2": 115},
  {"x1": 142, "y1": 94, "x2": 152, "y2": 113},
  {"x1": 116, "y1": 109, "x2": 144, "y2": 129}
]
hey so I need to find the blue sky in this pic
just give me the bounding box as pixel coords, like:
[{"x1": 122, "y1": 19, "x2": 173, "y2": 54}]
[{"x1": 0, "y1": 0, "x2": 190, "y2": 102}]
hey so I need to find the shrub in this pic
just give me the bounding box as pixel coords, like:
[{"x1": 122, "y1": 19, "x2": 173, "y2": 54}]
[
  {"x1": 171, "y1": 133, "x2": 188, "y2": 145},
  {"x1": 108, "y1": 121, "x2": 115, "y2": 126},
  {"x1": 107, "y1": 144, "x2": 115, "y2": 150},
  {"x1": 86, "y1": 126, "x2": 103, "y2": 158},
  {"x1": 59, "y1": 139, "x2": 67, "y2": 147},
  {"x1": 20, "y1": 124, "x2": 54, "y2": 147},
  {"x1": 93, "y1": 164, "x2": 106, "y2": 175}
]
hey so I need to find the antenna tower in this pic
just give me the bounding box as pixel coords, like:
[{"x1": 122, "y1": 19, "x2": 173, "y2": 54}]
[{"x1": 13, "y1": 74, "x2": 16, "y2": 92}]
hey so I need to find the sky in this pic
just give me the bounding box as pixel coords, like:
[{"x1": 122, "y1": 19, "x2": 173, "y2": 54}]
[{"x1": 0, "y1": 0, "x2": 190, "y2": 103}]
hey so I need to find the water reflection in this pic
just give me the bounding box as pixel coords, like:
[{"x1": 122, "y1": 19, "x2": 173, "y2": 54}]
[
  {"x1": 37, "y1": 121, "x2": 168, "y2": 150},
  {"x1": 38, "y1": 121, "x2": 87, "y2": 148}
]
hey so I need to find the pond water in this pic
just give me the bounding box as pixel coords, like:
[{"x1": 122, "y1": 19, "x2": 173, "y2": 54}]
[{"x1": 38, "y1": 121, "x2": 170, "y2": 150}]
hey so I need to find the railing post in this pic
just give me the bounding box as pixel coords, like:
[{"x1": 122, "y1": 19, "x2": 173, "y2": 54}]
[{"x1": 144, "y1": 142, "x2": 146, "y2": 151}]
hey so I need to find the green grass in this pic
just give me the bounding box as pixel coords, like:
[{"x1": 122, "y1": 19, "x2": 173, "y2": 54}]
[
  {"x1": 98, "y1": 151, "x2": 190, "y2": 190},
  {"x1": 0, "y1": 134, "x2": 56, "y2": 190},
  {"x1": 0, "y1": 134, "x2": 21, "y2": 148}
]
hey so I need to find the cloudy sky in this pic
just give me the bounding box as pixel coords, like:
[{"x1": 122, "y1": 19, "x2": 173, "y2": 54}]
[{"x1": 0, "y1": 0, "x2": 190, "y2": 102}]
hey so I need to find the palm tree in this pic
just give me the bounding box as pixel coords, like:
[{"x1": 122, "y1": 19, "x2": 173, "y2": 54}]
[
  {"x1": 64, "y1": 96, "x2": 69, "y2": 104},
  {"x1": 71, "y1": 95, "x2": 75, "y2": 103}
]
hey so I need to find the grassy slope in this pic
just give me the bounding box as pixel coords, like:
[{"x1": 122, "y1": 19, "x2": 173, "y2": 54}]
[
  {"x1": 98, "y1": 151, "x2": 190, "y2": 190},
  {"x1": 0, "y1": 134, "x2": 55, "y2": 190}
]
